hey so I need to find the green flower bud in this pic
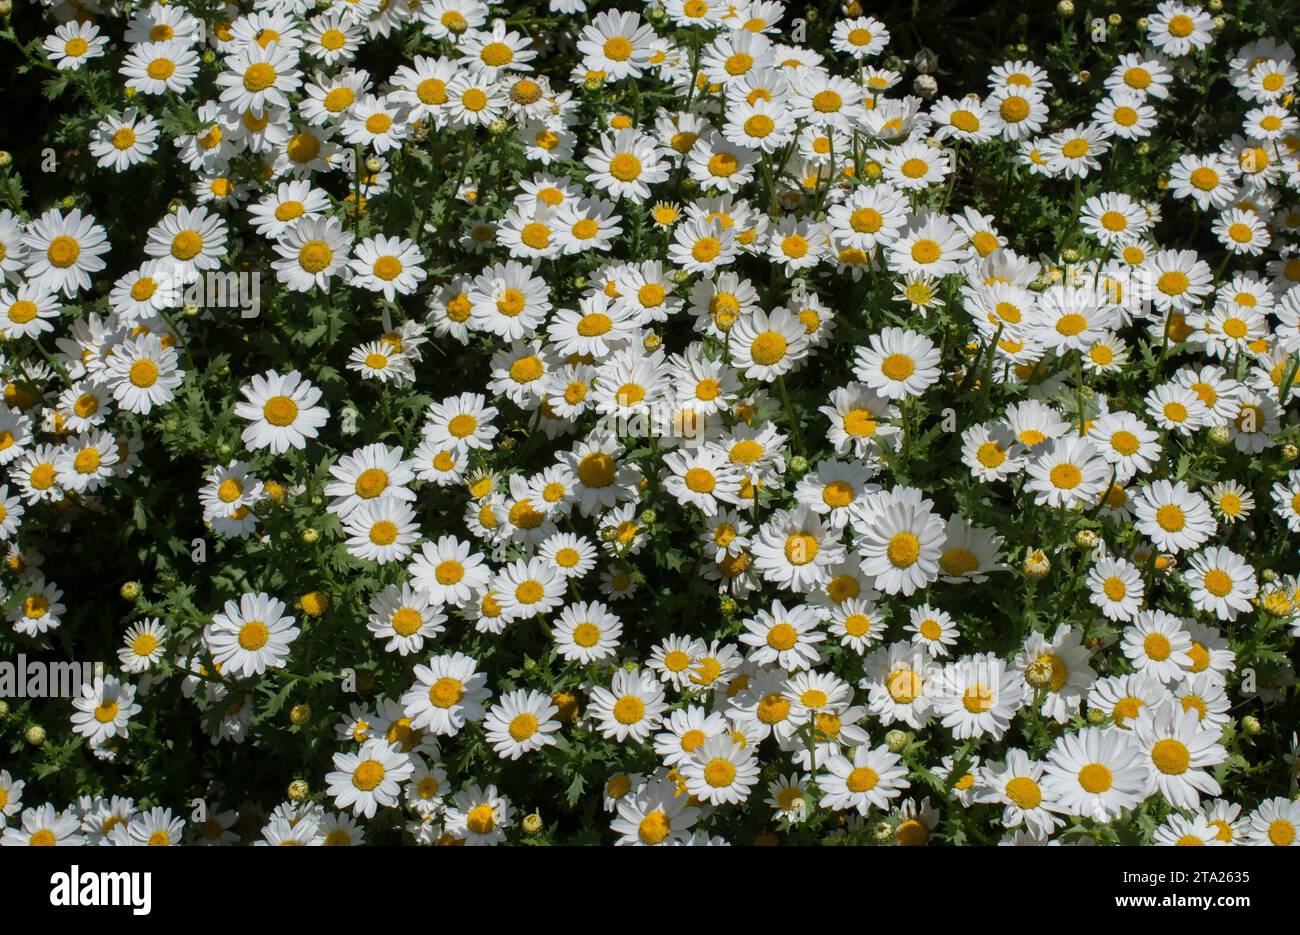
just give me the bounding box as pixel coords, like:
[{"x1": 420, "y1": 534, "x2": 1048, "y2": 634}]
[{"x1": 25, "y1": 724, "x2": 46, "y2": 746}]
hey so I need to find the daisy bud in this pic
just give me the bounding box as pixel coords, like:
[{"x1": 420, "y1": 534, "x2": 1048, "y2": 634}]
[
  {"x1": 1023, "y1": 549, "x2": 1051, "y2": 578},
  {"x1": 1086, "y1": 707, "x2": 1106, "y2": 725},
  {"x1": 1025, "y1": 657, "x2": 1055, "y2": 687},
  {"x1": 1242, "y1": 715, "x2": 1262, "y2": 735},
  {"x1": 913, "y1": 74, "x2": 938, "y2": 99},
  {"x1": 1262, "y1": 568, "x2": 1278, "y2": 583},
  {"x1": 0, "y1": 699, "x2": 9, "y2": 719},
  {"x1": 639, "y1": 509, "x2": 656, "y2": 525},
  {"x1": 583, "y1": 76, "x2": 602, "y2": 92},
  {"x1": 364, "y1": 155, "x2": 382, "y2": 173},
  {"x1": 25, "y1": 724, "x2": 46, "y2": 746},
  {"x1": 488, "y1": 118, "x2": 509, "y2": 136},
  {"x1": 804, "y1": 8, "x2": 819, "y2": 23},
  {"x1": 647, "y1": 5, "x2": 665, "y2": 20},
  {"x1": 290, "y1": 704, "x2": 312, "y2": 725},
  {"x1": 300, "y1": 527, "x2": 320, "y2": 544},
  {"x1": 1056, "y1": 0, "x2": 1074, "y2": 14},
  {"x1": 1062, "y1": 248, "x2": 1080, "y2": 263},
  {"x1": 1075, "y1": 70, "x2": 1090, "y2": 83},
  {"x1": 0, "y1": 151, "x2": 11, "y2": 168},
  {"x1": 1282, "y1": 444, "x2": 1298, "y2": 462},
  {"x1": 1107, "y1": 13, "x2": 1121, "y2": 25},
  {"x1": 1209, "y1": 425, "x2": 1231, "y2": 446},
  {"x1": 300, "y1": 591, "x2": 329, "y2": 617},
  {"x1": 845, "y1": 0, "x2": 862, "y2": 14},
  {"x1": 522, "y1": 813, "x2": 543, "y2": 835},
  {"x1": 163, "y1": 416, "x2": 179, "y2": 432},
  {"x1": 183, "y1": 303, "x2": 200, "y2": 317},
  {"x1": 202, "y1": 50, "x2": 215, "y2": 63},
  {"x1": 1137, "y1": 16, "x2": 1149, "y2": 29},
  {"x1": 1208, "y1": 0, "x2": 1222, "y2": 8},
  {"x1": 912, "y1": 48, "x2": 938, "y2": 74},
  {"x1": 1074, "y1": 529, "x2": 1099, "y2": 549},
  {"x1": 287, "y1": 780, "x2": 309, "y2": 801},
  {"x1": 719, "y1": 596, "x2": 738, "y2": 615},
  {"x1": 789, "y1": 455, "x2": 809, "y2": 474},
  {"x1": 885, "y1": 729, "x2": 908, "y2": 751},
  {"x1": 1211, "y1": 16, "x2": 1225, "y2": 29},
  {"x1": 643, "y1": 332, "x2": 662, "y2": 352},
  {"x1": 599, "y1": 525, "x2": 618, "y2": 542},
  {"x1": 670, "y1": 269, "x2": 691, "y2": 285},
  {"x1": 872, "y1": 821, "x2": 893, "y2": 842},
  {"x1": 120, "y1": 580, "x2": 142, "y2": 601}
]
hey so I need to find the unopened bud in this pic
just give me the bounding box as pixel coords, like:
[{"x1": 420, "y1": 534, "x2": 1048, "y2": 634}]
[
  {"x1": 885, "y1": 729, "x2": 908, "y2": 752},
  {"x1": 522, "y1": 813, "x2": 543, "y2": 835},
  {"x1": 120, "y1": 581, "x2": 142, "y2": 601},
  {"x1": 287, "y1": 780, "x2": 309, "y2": 801},
  {"x1": 1023, "y1": 549, "x2": 1051, "y2": 578},
  {"x1": 25, "y1": 724, "x2": 46, "y2": 746},
  {"x1": 1242, "y1": 715, "x2": 1262, "y2": 735},
  {"x1": 290, "y1": 704, "x2": 312, "y2": 725}
]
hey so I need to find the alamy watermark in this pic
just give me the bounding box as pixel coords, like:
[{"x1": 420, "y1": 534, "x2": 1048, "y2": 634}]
[{"x1": 0, "y1": 654, "x2": 105, "y2": 698}]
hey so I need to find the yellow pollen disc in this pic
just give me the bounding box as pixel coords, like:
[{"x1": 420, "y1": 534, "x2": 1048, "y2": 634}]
[
  {"x1": 887, "y1": 532, "x2": 921, "y2": 567},
  {"x1": 237, "y1": 620, "x2": 269, "y2": 651},
  {"x1": 1077, "y1": 763, "x2": 1112, "y2": 793},
  {"x1": 428, "y1": 677, "x2": 464, "y2": 708}
]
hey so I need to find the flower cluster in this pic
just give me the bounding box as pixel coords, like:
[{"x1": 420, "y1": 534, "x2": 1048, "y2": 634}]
[{"x1": 0, "y1": 0, "x2": 1298, "y2": 847}]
